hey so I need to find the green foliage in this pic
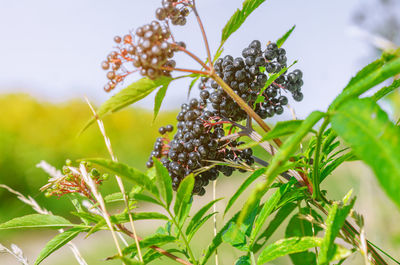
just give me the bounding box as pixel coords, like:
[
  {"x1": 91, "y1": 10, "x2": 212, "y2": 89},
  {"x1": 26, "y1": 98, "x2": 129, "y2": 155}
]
[
  {"x1": 153, "y1": 158, "x2": 173, "y2": 207},
  {"x1": 277, "y1": 25, "x2": 296, "y2": 48},
  {"x1": 153, "y1": 80, "x2": 172, "y2": 122},
  {"x1": 0, "y1": 214, "x2": 75, "y2": 230},
  {"x1": 371, "y1": 79, "x2": 400, "y2": 102},
  {"x1": 220, "y1": 0, "x2": 267, "y2": 45},
  {"x1": 331, "y1": 98, "x2": 400, "y2": 208},
  {"x1": 173, "y1": 174, "x2": 194, "y2": 224},
  {"x1": 34, "y1": 227, "x2": 86, "y2": 265},
  {"x1": 83, "y1": 76, "x2": 173, "y2": 132}
]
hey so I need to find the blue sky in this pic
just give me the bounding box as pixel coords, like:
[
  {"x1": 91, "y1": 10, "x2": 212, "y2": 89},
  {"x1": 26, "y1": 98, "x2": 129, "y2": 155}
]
[{"x1": 0, "y1": 0, "x2": 375, "y2": 119}]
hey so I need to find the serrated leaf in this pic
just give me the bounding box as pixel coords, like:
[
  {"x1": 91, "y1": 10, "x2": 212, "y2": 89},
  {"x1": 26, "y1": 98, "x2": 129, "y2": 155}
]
[
  {"x1": 221, "y1": 0, "x2": 268, "y2": 45},
  {"x1": 225, "y1": 168, "x2": 266, "y2": 215},
  {"x1": 85, "y1": 158, "x2": 159, "y2": 196},
  {"x1": 317, "y1": 199, "x2": 355, "y2": 265},
  {"x1": 153, "y1": 158, "x2": 173, "y2": 207},
  {"x1": 258, "y1": 237, "x2": 351, "y2": 264},
  {"x1": 331, "y1": 98, "x2": 400, "y2": 208},
  {"x1": 81, "y1": 76, "x2": 173, "y2": 133},
  {"x1": 0, "y1": 214, "x2": 74, "y2": 230},
  {"x1": 153, "y1": 79, "x2": 172, "y2": 122},
  {"x1": 329, "y1": 51, "x2": 400, "y2": 110},
  {"x1": 277, "y1": 25, "x2": 296, "y2": 48},
  {"x1": 186, "y1": 198, "x2": 222, "y2": 236},
  {"x1": 122, "y1": 234, "x2": 176, "y2": 256},
  {"x1": 174, "y1": 174, "x2": 194, "y2": 224},
  {"x1": 253, "y1": 203, "x2": 297, "y2": 252},
  {"x1": 371, "y1": 79, "x2": 400, "y2": 101},
  {"x1": 35, "y1": 227, "x2": 85, "y2": 265},
  {"x1": 238, "y1": 111, "x2": 325, "y2": 226}
]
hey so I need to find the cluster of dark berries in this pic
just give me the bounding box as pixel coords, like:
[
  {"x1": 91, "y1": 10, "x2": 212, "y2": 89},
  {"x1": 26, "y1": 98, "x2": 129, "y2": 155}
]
[
  {"x1": 199, "y1": 40, "x2": 304, "y2": 121},
  {"x1": 101, "y1": 20, "x2": 185, "y2": 91},
  {"x1": 146, "y1": 99, "x2": 254, "y2": 196},
  {"x1": 155, "y1": 0, "x2": 191, "y2": 26}
]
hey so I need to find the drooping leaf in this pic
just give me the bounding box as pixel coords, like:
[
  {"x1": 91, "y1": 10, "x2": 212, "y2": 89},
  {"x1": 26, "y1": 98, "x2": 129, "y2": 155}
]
[
  {"x1": 153, "y1": 80, "x2": 172, "y2": 122},
  {"x1": 220, "y1": 0, "x2": 268, "y2": 45},
  {"x1": 110, "y1": 212, "x2": 169, "y2": 224},
  {"x1": 331, "y1": 98, "x2": 400, "y2": 208},
  {"x1": 224, "y1": 168, "x2": 266, "y2": 215},
  {"x1": 34, "y1": 227, "x2": 86, "y2": 265},
  {"x1": 277, "y1": 25, "x2": 296, "y2": 48},
  {"x1": 329, "y1": 51, "x2": 400, "y2": 110},
  {"x1": 122, "y1": 234, "x2": 176, "y2": 255},
  {"x1": 186, "y1": 198, "x2": 222, "y2": 236},
  {"x1": 371, "y1": 79, "x2": 400, "y2": 102},
  {"x1": 142, "y1": 248, "x2": 182, "y2": 264},
  {"x1": 131, "y1": 193, "x2": 164, "y2": 207},
  {"x1": 82, "y1": 76, "x2": 173, "y2": 132},
  {"x1": 85, "y1": 158, "x2": 159, "y2": 196},
  {"x1": 153, "y1": 158, "x2": 173, "y2": 207},
  {"x1": 173, "y1": 174, "x2": 194, "y2": 223},
  {"x1": 238, "y1": 111, "x2": 325, "y2": 226},
  {"x1": 0, "y1": 214, "x2": 74, "y2": 230},
  {"x1": 317, "y1": 198, "x2": 355, "y2": 265},
  {"x1": 258, "y1": 237, "x2": 351, "y2": 264},
  {"x1": 253, "y1": 203, "x2": 297, "y2": 252},
  {"x1": 187, "y1": 75, "x2": 201, "y2": 98}
]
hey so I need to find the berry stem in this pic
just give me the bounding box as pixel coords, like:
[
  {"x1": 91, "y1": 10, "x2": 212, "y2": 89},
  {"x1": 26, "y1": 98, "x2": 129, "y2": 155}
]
[
  {"x1": 173, "y1": 45, "x2": 210, "y2": 70},
  {"x1": 159, "y1": 66, "x2": 209, "y2": 75},
  {"x1": 211, "y1": 73, "x2": 282, "y2": 147},
  {"x1": 192, "y1": 0, "x2": 213, "y2": 68}
]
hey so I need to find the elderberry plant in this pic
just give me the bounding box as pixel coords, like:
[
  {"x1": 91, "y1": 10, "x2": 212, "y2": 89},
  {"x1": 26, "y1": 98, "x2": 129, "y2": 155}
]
[{"x1": 2, "y1": 1, "x2": 400, "y2": 265}]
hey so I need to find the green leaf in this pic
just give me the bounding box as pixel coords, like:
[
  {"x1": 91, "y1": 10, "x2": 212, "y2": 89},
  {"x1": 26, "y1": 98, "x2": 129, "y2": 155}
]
[
  {"x1": 131, "y1": 193, "x2": 164, "y2": 207},
  {"x1": 258, "y1": 237, "x2": 351, "y2": 264},
  {"x1": 187, "y1": 212, "x2": 217, "y2": 242},
  {"x1": 153, "y1": 80, "x2": 172, "y2": 122},
  {"x1": 114, "y1": 256, "x2": 144, "y2": 265},
  {"x1": 220, "y1": 0, "x2": 268, "y2": 45},
  {"x1": 153, "y1": 158, "x2": 173, "y2": 207},
  {"x1": 320, "y1": 152, "x2": 355, "y2": 181},
  {"x1": 235, "y1": 255, "x2": 251, "y2": 265},
  {"x1": 254, "y1": 61, "x2": 297, "y2": 107},
  {"x1": 222, "y1": 222, "x2": 249, "y2": 251},
  {"x1": 331, "y1": 98, "x2": 400, "y2": 208},
  {"x1": 186, "y1": 198, "x2": 222, "y2": 236},
  {"x1": 122, "y1": 234, "x2": 176, "y2": 255},
  {"x1": 111, "y1": 212, "x2": 169, "y2": 224},
  {"x1": 329, "y1": 51, "x2": 400, "y2": 110},
  {"x1": 317, "y1": 199, "x2": 355, "y2": 265},
  {"x1": 81, "y1": 76, "x2": 173, "y2": 132},
  {"x1": 173, "y1": 174, "x2": 194, "y2": 223},
  {"x1": 85, "y1": 158, "x2": 159, "y2": 196},
  {"x1": 277, "y1": 25, "x2": 296, "y2": 48},
  {"x1": 35, "y1": 227, "x2": 85, "y2": 265},
  {"x1": 261, "y1": 120, "x2": 304, "y2": 141},
  {"x1": 258, "y1": 237, "x2": 320, "y2": 264},
  {"x1": 249, "y1": 181, "x2": 295, "y2": 248},
  {"x1": 187, "y1": 75, "x2": 201, "y2": 98},
  {"x1": 285, "y1": 209, "x2": 323, "y2": 265},
  {"x1": 224, "y1": 168, "x2": 266, "y2": 215},
  {"x1": 371, "y1": 79, "x2": 400, "y2": 102},
  {"x1": 0, "y1": 214, "x2": 73, "y2": 230},
  {"x1": 253, "y1": 203, "x2": 297, "y2": 252},
  {"x1": 238, "y1": 111, "x2": 325, "y2": 226}
]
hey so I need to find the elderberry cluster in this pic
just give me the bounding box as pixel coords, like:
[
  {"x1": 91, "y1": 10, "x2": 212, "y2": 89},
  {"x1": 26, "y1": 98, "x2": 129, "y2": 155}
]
[
  {"x1": 146, "y1": 99, "x2": 254, "y2": 196},
  {"x1": 199, "y1": 40, "x2": 304, "y2": 121},
  {"x1": 155, "y1": 0, "x2": 191, "y2": 26}
]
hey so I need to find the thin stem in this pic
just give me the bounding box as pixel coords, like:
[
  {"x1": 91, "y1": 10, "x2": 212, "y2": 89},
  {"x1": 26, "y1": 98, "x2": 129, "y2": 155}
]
[
  {"x1": 160, "y1": 66, "x2": 209, "y2": 75},
  {"x1": 85, "y1": 97, "x2": 143, "y2": 261},
  {"x1": 172, "y1": 44, "x2": 210, "y2": 70},
  {"x1": 212, "y1": 73, "x2": 282, "y2": 147},
  {"x1": 312, "y1": 118, "x2": 329, "y2": 200},
  {"x1": 192, "y1": 0, "x2": 213, "y2": 67},
  {"x1": 118, "y1": 225, "x2": 194, "y2": 265},
  {"x1": 367, "y1": 240, "x2": 400, "y2": 265},
  {"x1": 166, "y1": 208, "x2": 197, "y2": 264}
]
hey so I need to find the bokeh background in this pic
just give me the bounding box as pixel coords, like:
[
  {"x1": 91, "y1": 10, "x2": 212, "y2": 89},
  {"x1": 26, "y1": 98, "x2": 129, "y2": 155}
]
[{"x1": 0, "y1": 0, "x2": 400, "y2": 264}]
